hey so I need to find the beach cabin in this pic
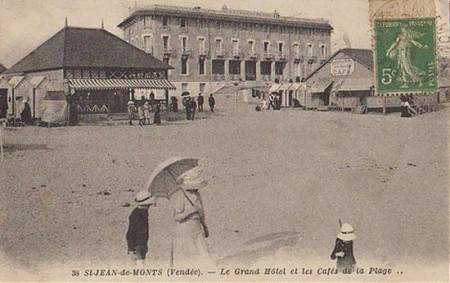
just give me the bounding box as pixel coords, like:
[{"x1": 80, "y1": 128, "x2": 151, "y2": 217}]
[
  {"x1": 2, "y1": 25, "x2": 174, "y2": 125},
  {"x1": 304, "y1": 48, "x2": 374, "y2": 110}
]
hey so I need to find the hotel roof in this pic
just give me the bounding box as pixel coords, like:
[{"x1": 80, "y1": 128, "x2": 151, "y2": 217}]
[{"x1": 118, "y1": 4, "x2": 333, "y2": 30}]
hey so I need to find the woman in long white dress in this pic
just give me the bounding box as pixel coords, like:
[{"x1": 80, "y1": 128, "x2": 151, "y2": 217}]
[{"x1": 169, "y1": 166, "x2": 215, "y2": 268}]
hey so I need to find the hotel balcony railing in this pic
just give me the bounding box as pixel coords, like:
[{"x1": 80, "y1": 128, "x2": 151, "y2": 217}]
[
  {"x1": 212, "y1": 74, "x2": 226, "y2": 81},
  {"x1": 231, "y1": 51, "x2": 244, "y2": 59},
  {"x1": 213, "y1": 50, "x2": 225, "y2": 58},
  {"x1": 198, "y1": 49, "x2": 208, "y2": 56},
  {"x1": 162, "y1": 26, "x2": 171, "y2": 32},
  {"x1": 261, "y1": 75, "x2": 271, "y2": 81},
  {"x1": 180, "y1": 49, "x2": 191, "y2": 57},
  {"x1": 275, "y1": 52, "x2": 287, "y2": 62},
  {"x1": 163, "y1": 48, "x2": 173, "y2": 55},
  {"x1": 307, "y1": 55, "x2": 318, "y2": 63},
  {"x1": 246, "y1": 51, "x2": 258, "y2": 60},
  {"x1": 293, "y1": 54, "x2": 304, "y2": 63},
  {"x1": 230, "y1": 74, "x2": 241, "y2": 81},
  {"x1": 180, "y1": 27, "x2": 188, "y2": 33},
  {"x1": 262, "y1": 51, "x2": 274, "y2": 60}
]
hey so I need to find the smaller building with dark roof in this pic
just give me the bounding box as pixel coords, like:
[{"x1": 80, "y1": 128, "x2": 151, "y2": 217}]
[
  {"x1": 303, "y1": 48, "x2": 439, "y2": 114},
  {"x1": 0, "y1": 63, "x2": 7, "y2": 74},
  {"x1": 303, "y1": 48, "x2": 374, "y2": 110},
  {"x1": 1, "y1": 25, "x2": 174, "y2": 124}
]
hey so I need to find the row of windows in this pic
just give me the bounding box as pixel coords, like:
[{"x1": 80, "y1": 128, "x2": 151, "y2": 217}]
[
  {"x1": 130, "y1": 35, "x2": 327, "y2": 57},
  {"x1": 165, "y1": 57, "x2": 316, "y2": 77},
  {"x1": 133, "y1": 15, "x2": 329, "y2": 37}
]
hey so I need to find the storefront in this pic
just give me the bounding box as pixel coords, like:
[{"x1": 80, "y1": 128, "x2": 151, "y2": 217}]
[{"x1": 2, "y1": 26, "x2": 174, "y2": 124}]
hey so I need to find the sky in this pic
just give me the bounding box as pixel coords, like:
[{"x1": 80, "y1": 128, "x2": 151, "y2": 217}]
[{"x1": 0, "y1": 0, "x2": 448, "y2": 68}]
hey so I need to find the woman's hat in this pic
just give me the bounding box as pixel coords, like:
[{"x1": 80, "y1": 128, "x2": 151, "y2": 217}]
[
  {"x1": 177, "y1": 166, "x2": 208, "y2": 191},
  {"x1": 134, "y1": 190, "x2": 156, "y2": 205},
  {"x1": 127, "y1": 100, "x2": 135, "y2": 105},
  {"x1": 337, "y1": 223, "x2": 356, "y2": 241}
]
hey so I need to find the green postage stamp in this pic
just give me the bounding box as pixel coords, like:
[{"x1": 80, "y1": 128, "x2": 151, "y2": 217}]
[{"x1": 374, "y1": 18, "x2": 437, "y2": 94}]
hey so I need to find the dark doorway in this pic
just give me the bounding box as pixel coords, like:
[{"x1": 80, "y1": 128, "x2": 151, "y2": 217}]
[
  {"x1": 322, "y1": 83, "x2": 333, "y2": 106},
  {"x1": 0, "y1": 89, "x2": 7, "y2": 119}
]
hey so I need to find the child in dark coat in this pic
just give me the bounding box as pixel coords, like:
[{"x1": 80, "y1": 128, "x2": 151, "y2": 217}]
[
  {"x1": 330, "y1": 223, "x2": 357, "y2": 273},
  {"x1": 126, "y1": 190, "x2": 156, "y2": 266}
]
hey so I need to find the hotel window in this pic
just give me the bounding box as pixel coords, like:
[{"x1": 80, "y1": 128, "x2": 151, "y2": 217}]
[
  {"x1": 247, "y1": 40, "x2": 255, "y2": 53},
  {"x1": 215, "y1": 38, "x2": 222, "y2": 53},
  {"x1": 198, "y1": 38, "x2": 205, "y2": 54},
  {"x1": 232, "y1": 39, "x2": 239, "y2": 55},
  {"x1": 215, "y1": 21, "x2": 222, "y2": 30},
  {"x1": 199, "y1": 57, "x2": 205, "y2": 75},
  {"x1": 320, "y1": 45, "x2": 327, "y2": 58},
  {"x1": 278, "y1": 42, "x2": 284, "y2": 55},
  {"x1": 162, "y1": 16, "x2": 168, "y2": 26},
  {"x1": 143, "y1": 16, "x2": 152, "y2": 27},
  {"x1": 296, "y1": 63, "x2": 302, "y2": 77},
  {"x1": 181, "y1": 83, "x2": 188, "y2": 92},
  {"x1": 263, "y1": 41, "x2": 270, "y2": 53},
  {"x1": 181, "y1": 37, "x2": 188, "y2": 52},
  {"x1": 162, "y1": 36, "x2": 170, "y2": 50},
  {"x1": 181, "y1": 58, "x2": 188, "y2": 75},
  {"x1": 198, "y1": 19, "x2": 205, "y2": 28},
  {"x1": 307, "y1": 44, "x2": 313, "y2": 57},
  {"x1": 180, "y1": 18, "x2": 187, "y2": 28},
  {"x1": 293, "y1": 43, "x2": 300, "y2": 56},
  {"x1": 143, "y1": 35, "x2": 152, "y2": 53}
]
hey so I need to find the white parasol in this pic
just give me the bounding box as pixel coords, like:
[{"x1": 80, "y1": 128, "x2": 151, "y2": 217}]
[{"x1": 146, "y1": 157, "x2": 199, "y2": 198}]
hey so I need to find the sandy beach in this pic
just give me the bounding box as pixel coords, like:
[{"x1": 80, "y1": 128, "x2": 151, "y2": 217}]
[{"x1": 0, "y1": 95, "x2": 448, "y2": 281}]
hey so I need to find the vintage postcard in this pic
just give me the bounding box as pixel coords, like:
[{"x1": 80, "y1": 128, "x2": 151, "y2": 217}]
[{"x1": 0, "y1": 0, "x2": 449, "y2": 282}]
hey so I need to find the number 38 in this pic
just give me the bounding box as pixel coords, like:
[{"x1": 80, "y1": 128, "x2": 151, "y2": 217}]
[{"x1": 381, "y1": 68, "x2": 396, "y2": 85}]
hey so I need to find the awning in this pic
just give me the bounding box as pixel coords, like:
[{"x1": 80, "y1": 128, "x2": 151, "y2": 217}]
[
  {"x1": 310, "y1": 81, "x2": 333, "y2": 93},
  {"x1": 68, "y1": 79, "x2": 176, "y2": 90},
  {"x1": 334, "y1": 78, "x2": 372, "y2": 92}
]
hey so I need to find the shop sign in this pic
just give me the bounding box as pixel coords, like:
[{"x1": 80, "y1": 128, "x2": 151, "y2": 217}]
[{"x1": 330, "y1": 59, "x2": 355, "y2": 76}]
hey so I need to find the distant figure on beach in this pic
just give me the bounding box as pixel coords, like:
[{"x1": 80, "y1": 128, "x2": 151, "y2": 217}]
[
  {"x1": 171, "y1": 96, "x2": 178, "y2": 112},
  {"x1": 169, "y1": 166, "x2": 214, "y2": 268},
  {"x1": 143, "y1": 101, "x2": 151, "y2": 125},
  {"x1": 208, "y1": 94, "x2": 215, "y2": 113},
  {"x1": 153, "y1": 103, "x2": 161, "y2": 125},
  {"x1": 330, "y1": 223, "x2": 357, "y2": 273},
  {"x1": 189, "y1": 99, "x2": 197, "y2": 121},
  {"x1": 268, "y1": 93, "x2": 276, "y2": 110},
  {"x1": 185, "y1": 97, "x2": 191, "y2": 120},
  {"x1": 21, "y1": 98, "x2": 32, "y2": 125},
  {"x1": 127, "y1": 100, "x2": 136, "y2": 126},
  {"x1": 126, "y1": 190, "x2": 156, "y2": 266},
  {"x1": 268, "y1": 78, "x2": 281, "y2": 110},
  {"x1": 0, "y1": 92, "x2": 7, "y2": 119},
  {"x1": 137, "y1": 105, "x2": 145, "y2": 126},
  {"x1": 400, "y1": 95, "x2": 412, "y2": 117},
  {"x1": 197, "y1": 93, "x2": 204, "y2": 112}
]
